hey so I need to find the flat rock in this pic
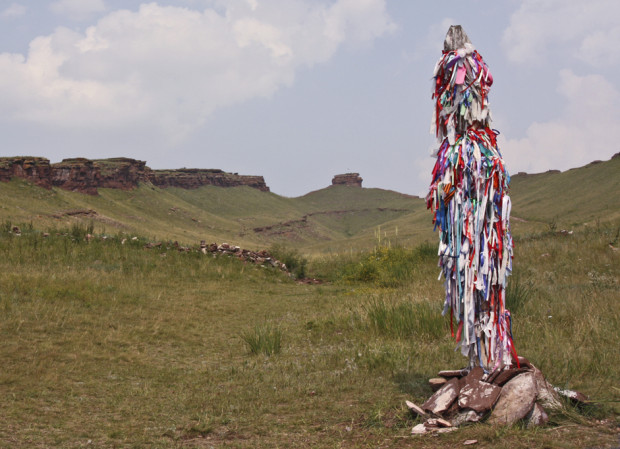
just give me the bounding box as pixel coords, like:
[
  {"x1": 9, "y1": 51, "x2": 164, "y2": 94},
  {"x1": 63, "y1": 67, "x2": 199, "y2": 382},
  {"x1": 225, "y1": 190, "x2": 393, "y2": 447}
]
[
  {"x1": 429, "y1": 377, "x2": 448, "y2": 391},
  {"x1": 527, "y1": 403, "x2": 549, "y2": 427},
  {"x1": 465, "y1": 366, "x2": 485, "y2": 382},
  {"x1": 436, "y1": 418, "x2": 452, "y2": 427},
  {"x1": 488, "y1": 372, "x2": 537, "y2": 425},
  {"x1": 422, "y1": 377, "x2": 461, "y2": 415},
  {"x1": 438, "y1": 369, "x2": 466, "y2": 379},
  {"x1": 405, "y1": 400, "x2": 427, "y2": 417},
  {"x1": 411, "y1": 423, "x2": 427, "y2": 435},
  {"x1": 458, "y1": 378, "x2": 501, "y2": 413},
  {"x1": 490, "y1": 367, "x2": 528, "y2": 386}
]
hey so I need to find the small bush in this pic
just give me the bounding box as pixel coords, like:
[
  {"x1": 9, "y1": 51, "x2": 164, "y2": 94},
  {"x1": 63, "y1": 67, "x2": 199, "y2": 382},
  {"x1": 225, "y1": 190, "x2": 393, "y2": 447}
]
[{"x1": 240, "y1": 324, "x2": 282, "y2": 356}]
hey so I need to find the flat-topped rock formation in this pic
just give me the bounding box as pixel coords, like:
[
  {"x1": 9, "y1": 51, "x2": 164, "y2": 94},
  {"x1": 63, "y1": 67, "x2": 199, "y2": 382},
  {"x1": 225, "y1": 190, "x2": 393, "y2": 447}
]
[
  {"x1": 52, "y1": 158, "x2": 102, "y2": 195},
  {"x1": 0, "y1": 156, "x2": 269, "y2": 195},
  {"x1": 332, "y1": 173, "x2": 363, "y2": 188},
  {"x1": 95, "y1": 158, "x2": 151, "y2": 190},
  {"x1": 0, "y1": 157, "x2": 52, "y2": 189},
  {"x1": 150, "y1": 168, "x2": 269, "y2": 191}
]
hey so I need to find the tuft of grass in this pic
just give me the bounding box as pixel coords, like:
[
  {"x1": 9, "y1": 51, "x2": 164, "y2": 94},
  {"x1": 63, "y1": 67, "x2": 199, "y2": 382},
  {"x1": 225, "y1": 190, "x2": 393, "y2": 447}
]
[
  {"x1": 240, "y1": 324, "x2": 283, "y2": 356},
  {"x1": 364, "y1": 297, "x2": 446, "y2": 340},
  {"x1": 505, "y1": 276, "x2": 533, "y2": 313}
]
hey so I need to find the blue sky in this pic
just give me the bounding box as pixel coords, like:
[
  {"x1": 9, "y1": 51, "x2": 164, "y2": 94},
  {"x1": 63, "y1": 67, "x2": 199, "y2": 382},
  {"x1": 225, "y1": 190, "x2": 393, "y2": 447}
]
[{"x1": 1, "y1": 0, "x2": 618, "y2": 196}]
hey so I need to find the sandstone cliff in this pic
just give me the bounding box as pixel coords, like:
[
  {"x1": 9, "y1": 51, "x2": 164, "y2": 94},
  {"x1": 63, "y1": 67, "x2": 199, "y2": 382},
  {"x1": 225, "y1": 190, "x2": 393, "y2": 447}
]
[
  {"x1": 0, "y1": 156, "x2": 269, "y2": 194},
  {"x1": 0, "y1": 157, "x2": 52, "y2": 189},
  {"x1": 150, "y1": 168, "x2": 269, "y2": 192},
  {"x1": 95, "y1": 158, "x2": 151, "y2": 190},
  {"x1": 51, "y1": 158, "x2": 102, "y2": 195}
]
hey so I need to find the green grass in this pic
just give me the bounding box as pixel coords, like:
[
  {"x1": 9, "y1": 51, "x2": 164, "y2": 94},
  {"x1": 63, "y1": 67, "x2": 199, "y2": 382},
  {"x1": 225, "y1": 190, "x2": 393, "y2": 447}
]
[
  {"x1": 0, "y1": 223, "x2": 617, "y2": 448},
  {"x1": 0, "y1": 156, "x2": 618, "y2": 447},
  {"x1": 240, "y1": 324, "x2": 283, "y2": 356}
]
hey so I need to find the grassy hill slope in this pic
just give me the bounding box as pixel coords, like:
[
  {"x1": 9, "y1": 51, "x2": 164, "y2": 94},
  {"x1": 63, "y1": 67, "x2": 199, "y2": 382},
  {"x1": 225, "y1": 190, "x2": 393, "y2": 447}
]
[
  {"x1": 0, "y1": 154, "x2": 618, "y2": 252},
  {"x1": 509, "y1": 154, "x2": 620, "y2": 230}
]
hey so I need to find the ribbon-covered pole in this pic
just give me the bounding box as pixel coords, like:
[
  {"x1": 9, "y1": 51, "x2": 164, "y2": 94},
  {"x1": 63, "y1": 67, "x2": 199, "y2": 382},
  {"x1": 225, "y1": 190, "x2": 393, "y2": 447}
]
[{"x1": 426, "y1": 26, "x2": 517, "y2": 370}]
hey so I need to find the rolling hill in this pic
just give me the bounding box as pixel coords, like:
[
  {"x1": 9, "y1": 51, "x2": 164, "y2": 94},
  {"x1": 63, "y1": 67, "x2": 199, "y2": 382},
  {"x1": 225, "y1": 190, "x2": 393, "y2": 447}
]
[{"x1": 0, "y1": 154, "x2": 618, "y2": 253}]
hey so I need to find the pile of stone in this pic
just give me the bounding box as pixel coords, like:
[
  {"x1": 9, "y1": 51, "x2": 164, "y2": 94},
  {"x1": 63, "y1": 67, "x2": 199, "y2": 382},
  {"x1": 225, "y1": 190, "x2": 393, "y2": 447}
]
[
  {"x1": 199, "y1": 241, "x2": 289, "y2": 272},
  {"x1": 407, "y1": 357, "x2": 587, "y2": 435}
]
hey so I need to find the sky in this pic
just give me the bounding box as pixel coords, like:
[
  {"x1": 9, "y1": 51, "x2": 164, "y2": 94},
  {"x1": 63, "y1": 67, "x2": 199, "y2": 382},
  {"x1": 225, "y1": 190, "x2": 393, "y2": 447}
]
[{"x1": 1, "y1": 0, "x2": 619, "y2": 197}]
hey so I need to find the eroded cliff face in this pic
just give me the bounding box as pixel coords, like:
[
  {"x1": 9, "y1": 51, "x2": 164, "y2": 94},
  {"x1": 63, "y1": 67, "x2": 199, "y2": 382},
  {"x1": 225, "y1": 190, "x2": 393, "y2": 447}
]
[
  {"x1": 95, "y1": 158, "x2": 151, "y2": 190},
  {"x1": 0, "y1": 156, "x2": 270, "y2": 194},
  {"x1": 0, "y1": 157, "x2": 52, "y2": 189},
  {"x1": 332, "y1": 173, "x2": 363, "y2": 188},
  {"x1": 150, "y1": 169, "x2": 269, "y2": 192},
  {"x1": 51, "y1": 158, "x2": 102, "y2": 195}
]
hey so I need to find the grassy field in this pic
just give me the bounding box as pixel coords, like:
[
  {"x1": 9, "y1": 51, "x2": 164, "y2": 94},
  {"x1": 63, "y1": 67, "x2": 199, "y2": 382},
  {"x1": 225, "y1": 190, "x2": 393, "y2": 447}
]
[
  {"x1": 0, "y1": 221, "x2": 618, "y2": 448},
  {"x1": 0, "y1": 156, "x2": 618, "y2": 447}
]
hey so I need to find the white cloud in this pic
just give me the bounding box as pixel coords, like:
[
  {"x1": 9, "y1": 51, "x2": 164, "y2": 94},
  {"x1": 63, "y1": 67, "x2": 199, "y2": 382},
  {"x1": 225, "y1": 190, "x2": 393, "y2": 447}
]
[
  {"x1": 50, "y1": 0, "x2": 106, "y2": 21},
  {"x1": 1, "y1": 3, "x2": 26, "y2": 18},
  {"x1": 0, "y1": 0, "x2": 394, "y2": 143},
  {"x1": 502, "y1": 0, "x2": 620, "y2": 66},
  {"x1": 500, "y1": 70, "x2": 620, "y2": 174}
]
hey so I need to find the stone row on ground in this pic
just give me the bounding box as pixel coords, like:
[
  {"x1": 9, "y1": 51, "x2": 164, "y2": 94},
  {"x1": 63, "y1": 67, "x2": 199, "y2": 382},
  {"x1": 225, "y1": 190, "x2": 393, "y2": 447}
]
[{"x1": 407, "y1": 357, "x2": 588, "y2": 435}]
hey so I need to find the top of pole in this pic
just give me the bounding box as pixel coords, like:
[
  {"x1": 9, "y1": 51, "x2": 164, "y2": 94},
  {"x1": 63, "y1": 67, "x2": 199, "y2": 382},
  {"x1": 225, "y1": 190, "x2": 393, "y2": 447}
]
[{"x1": 443, "y1": 25, "x2": 471, "y2": 52}]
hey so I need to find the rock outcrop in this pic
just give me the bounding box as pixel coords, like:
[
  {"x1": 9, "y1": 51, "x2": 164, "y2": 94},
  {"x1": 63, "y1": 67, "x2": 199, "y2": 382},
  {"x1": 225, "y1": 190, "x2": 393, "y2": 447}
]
[
  {"x1": 95, "y1": 158, "x2": 150, "y2": 190},
  {"x1": 0, "y1": 156, "x2": 270, "y2": 194},
  {"x1": 332, "y1": 173, "x2": 362, "y2": 188},
  {"x1": 51, "y1": 158, "x2": 102, "y2": 195},
  {"x1": 0, "y1": 157, "x2": 52, "y2": 189},
  {"x1": 150, "y1": 169, "x2": 269, "y2": 192}
]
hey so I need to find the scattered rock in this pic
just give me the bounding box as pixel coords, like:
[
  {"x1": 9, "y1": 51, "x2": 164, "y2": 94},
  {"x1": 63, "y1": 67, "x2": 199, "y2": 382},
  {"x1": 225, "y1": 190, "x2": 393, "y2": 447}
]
[{"x1": 463, "y1": 439, "x2": 478, "y2": 445}]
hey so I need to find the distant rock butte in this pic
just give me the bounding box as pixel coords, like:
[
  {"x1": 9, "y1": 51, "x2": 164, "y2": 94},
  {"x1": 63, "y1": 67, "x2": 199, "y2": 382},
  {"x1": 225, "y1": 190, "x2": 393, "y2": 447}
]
[
  {"x1": 0, "y1": 157, "x2": 52, "y2": 189},
  {"x1": 0, "y1": 156, "x2": 269, "y2": 195},
  {"x1": 332, "y1": 173, "x2": 363, "y2": 188}
]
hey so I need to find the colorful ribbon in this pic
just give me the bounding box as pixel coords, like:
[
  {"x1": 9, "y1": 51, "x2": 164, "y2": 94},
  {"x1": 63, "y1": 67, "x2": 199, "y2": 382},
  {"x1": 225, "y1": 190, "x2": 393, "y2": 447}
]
[{"x1": 427, "y1": 42, "x2": 516, "y2": 370}]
